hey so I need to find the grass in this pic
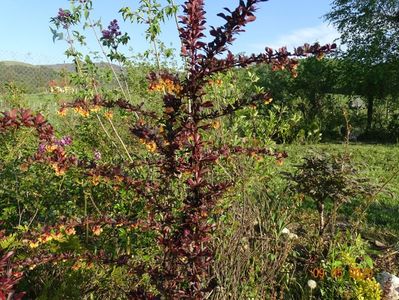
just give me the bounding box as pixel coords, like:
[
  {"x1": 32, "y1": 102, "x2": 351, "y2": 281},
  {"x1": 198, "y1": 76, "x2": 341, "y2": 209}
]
[{"x1": 3, "y1": 93, "x2": 398, "y2": 238}]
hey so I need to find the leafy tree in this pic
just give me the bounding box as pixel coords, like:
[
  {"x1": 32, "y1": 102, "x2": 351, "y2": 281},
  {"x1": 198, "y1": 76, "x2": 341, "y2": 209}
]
[
  {"x1": 325, "y1": 0, "x2": 399, "y2": 130},
  {"x1": 325, "y1": 0, "x2": 399, "y2": 63}
]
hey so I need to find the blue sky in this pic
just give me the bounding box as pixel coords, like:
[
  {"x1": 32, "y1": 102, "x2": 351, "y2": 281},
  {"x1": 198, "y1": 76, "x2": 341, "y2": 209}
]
[{"x1": 0, "y1": 0, "x2": 339, "y2": 65}]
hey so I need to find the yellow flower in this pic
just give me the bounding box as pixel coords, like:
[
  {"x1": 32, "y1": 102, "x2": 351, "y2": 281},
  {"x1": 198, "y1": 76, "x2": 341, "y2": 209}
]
[
  {"x1": 57, "y1": 109, "x2": 67, "y2": 117},
  {"x1": 316, "y1": 52, "x2": 325, "y2": 61},
  {"x1": 46, "y1": 144, "x2": 58, "y2": 152},
  {"x1": 74, "y1": 107, "x2": 90, "y2": 118},
  {"x1": 51, "y1": 232, "x2": 64, "y2": 242},
  {"x1": 90, "y1": 105, "x2": 101, "y2": 112},
  {"x1": 104, "y1": 111, "x2": 113, "y2": 120},
  {"x1": 212, "y1": 120, "x2": 220, "y2": 129},
  {"x1": 263, "y1": 97, "x2": 273, "y2": 105},
  {"x1": 29, "y1": 241, "x2": 39, "y2": 249},
  {"x1": 39, "y1": 234, "x2": 53, "y2": 243},
  {"x1": 146, "y1": 141, "x2": 157, "y2": 153}
]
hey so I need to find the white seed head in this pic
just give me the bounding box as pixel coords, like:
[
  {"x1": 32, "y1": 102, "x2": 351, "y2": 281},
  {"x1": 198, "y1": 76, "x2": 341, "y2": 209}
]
[{"x1": 307, "y1": 279, "x2": 317, "y2": 290}]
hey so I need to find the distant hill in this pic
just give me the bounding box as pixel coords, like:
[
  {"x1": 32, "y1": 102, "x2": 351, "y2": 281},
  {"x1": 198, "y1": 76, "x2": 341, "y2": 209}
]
[
  {"x1": 0, "y1": 61, "x2": 121, "y2": 93},
  {"x1": 0, "y1": 61, "x2": 59, "y2": 93},
  {"x1": 0, "y1": 61, "x2": 36, "y2": 67}
]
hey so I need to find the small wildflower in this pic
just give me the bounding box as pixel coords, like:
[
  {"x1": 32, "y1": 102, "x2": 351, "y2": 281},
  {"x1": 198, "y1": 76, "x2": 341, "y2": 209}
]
[
  {"x1": 29, "y1": 241, "x2": 39, "y2": 249},
  {"x1": 52, "y1": 164, "x2": 66, "y2": 176},
  {"x1": 56, "y1": 136, "x2": 72, "y2": 147},
  {"x1": 52, "y1": 232, "x2": 64, "y2": 242},
  {"x1": 146, "y1": 141, "x2": 157, "y2": 153},
  {"x1": 71, "y1": 262, "x2": 81, "y2": 271},
  {"x1": 57, "y1": 108, "x2": 67, "y2": 116},
  {"x1": 331, "y1": 267, "x2": 343, "y2": 279},
  {"x1": 307, "y1": 279, "x2": 317, "y2": 290},
  {"x1": 94, "y1": 149, "x2": 102, "y2": 161},
  {"x1": 212, "y1": 120, "x2": 220, "y2": 129},
  {"x1": 101, "y1": 19, "x2": 122, "y2": 45},
  {"x1": 149, "y1": 77, "x2": 182, "y2": 95},
  {"x1": 349, "y1": 266, "x2": 364, "y2": 280},
  {"x1": 40, "y1": 234, "x2": 53, "y2": 243},
  {"x1": 90, "y1": 105, "x2": 101, "y2": 112},
  {"x1": 46, "y1": 144, "x2": 58, "y2": 152},
  {"x1": 74, "y1": 107, "x2": 90, "y2": 117},
  {"x1": 38, "y1": 143, "x2": 46, "y2": 154},
  {"x1": 92, "y1": 225, "x2": 103, "y2": 236},
  {"x1": 65, "y1": 227, "x2": 76, "y2": 236},
  {"x1": 316, "y1": 52, "x2": 325, "y2": 61},
  {"x1": 104, "y1": 111, "x2": 113, "y2": 119},
  {"x1": 55, "y1": 8, "x2": 73, "y2": 29},
  {"x1": 19, "y1": 163, "x2": 29, "y2": 172},
  {"x1": 91, "y1": 175, "x2": 101, "y2": 186},
  {"x1": 263, "y1": 97, "x2": 273, "y2": 105}
]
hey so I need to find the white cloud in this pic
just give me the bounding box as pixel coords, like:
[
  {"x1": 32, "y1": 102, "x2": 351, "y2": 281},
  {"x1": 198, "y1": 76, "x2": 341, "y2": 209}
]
[{"x1": 251, "y1": 23, "x2": 340, "y2": 52}]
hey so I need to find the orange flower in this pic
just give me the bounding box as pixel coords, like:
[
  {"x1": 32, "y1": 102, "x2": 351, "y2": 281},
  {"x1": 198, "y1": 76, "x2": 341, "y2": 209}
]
[
  {"x1": 92, "y1": 225, "x2": 103, "y2": 236},
  {"x1": 149, "y1": 78, "x2": 182, "y2": 95},
  {"x1": 91, "y1": 175, "x2": 101, "y2": 186},
  {"x1": 104, "y1": 111, "x2": 113, "y2": 120},
  {"x1": 71, "y1": 262, "x2": 81, "y2": 271},
  {"x1": 52, "y1": 163, "x2": 66, "y2": 176},
  {"x1": 19, "y1": 163, "x2": 29, "y2": 172},
  {"x1": 349, "y1": 267, "x2": 364, "y2": 280},
  {"x1": 65, "y1": 227, "x2": 76, "y2": 236},
  {"x1": 331, "y1": 267, "x2": 343, "y2": 279},
  {"x1": 311, "y1": 267, "x2": 325, "y2": 279}
]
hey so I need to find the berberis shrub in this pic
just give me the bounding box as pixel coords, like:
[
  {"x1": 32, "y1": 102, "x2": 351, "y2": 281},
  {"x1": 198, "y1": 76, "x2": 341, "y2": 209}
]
[{"x1": 0, "y1": 0, "x2": 335, "y2": 298}]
